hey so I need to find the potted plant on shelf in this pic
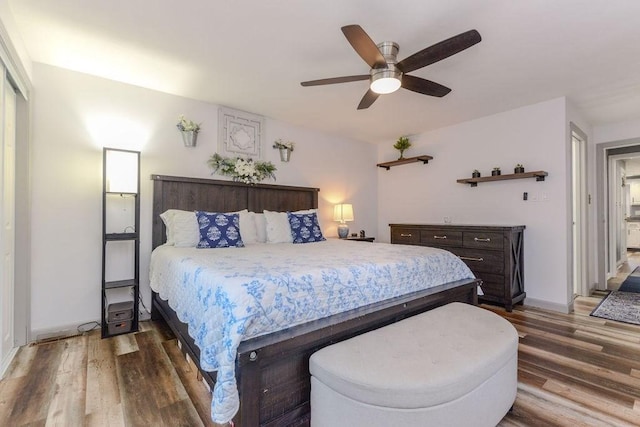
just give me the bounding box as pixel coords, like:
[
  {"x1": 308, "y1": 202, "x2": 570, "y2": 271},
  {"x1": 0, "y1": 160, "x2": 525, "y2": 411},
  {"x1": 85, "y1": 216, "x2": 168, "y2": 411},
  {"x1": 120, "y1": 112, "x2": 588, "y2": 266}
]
[
  {"x1": 514, "y1": 163, "x2": 525, "y2": 174},
  {"x1": 472, "y1": 169, "x2": 481, "y2": 178},
  {"x1": 393, "y1": 136, "x2": 411, "y2": 160},
  {"x1": 273, "y1": 139, "x2": 295, "y2": 162},
  {"x1": 492, "y1": 167, "x2": 501, "y2": 176}
]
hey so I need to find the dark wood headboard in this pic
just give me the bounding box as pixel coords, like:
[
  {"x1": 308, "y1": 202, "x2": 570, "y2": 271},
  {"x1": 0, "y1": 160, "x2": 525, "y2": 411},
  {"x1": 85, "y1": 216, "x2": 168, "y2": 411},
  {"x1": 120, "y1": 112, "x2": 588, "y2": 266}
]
[{"x1": 151, "y1": 175, "x2": 320, "y2": 249}]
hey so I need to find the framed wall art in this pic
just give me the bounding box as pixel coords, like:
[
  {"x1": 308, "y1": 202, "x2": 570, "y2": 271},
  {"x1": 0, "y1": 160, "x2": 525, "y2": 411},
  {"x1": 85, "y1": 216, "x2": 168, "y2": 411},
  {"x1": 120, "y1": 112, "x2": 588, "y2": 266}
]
[{"x1": 218, "y1": 106, "x2": 264, "y2": 159}]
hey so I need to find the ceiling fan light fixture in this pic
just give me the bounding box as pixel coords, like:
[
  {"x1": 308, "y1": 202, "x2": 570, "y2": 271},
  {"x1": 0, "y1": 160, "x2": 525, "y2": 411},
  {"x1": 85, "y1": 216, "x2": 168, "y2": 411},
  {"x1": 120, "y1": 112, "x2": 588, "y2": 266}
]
[{"x1": 370, "y1": 69, "x2": 402, "y2": 94}]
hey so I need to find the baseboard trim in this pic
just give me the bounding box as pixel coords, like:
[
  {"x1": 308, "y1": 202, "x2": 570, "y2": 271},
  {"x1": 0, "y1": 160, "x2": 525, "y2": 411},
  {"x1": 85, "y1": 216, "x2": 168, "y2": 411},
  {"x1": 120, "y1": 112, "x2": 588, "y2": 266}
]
[
  {"x1": 31, "y1": 321, "x2": 100, "y2": 344},
  {"x1": 0, "y1": 346, "x2": 19, "y2": 379},
  {"x1": 523, "y1": 298, "x2": 571, "y2": 314}
]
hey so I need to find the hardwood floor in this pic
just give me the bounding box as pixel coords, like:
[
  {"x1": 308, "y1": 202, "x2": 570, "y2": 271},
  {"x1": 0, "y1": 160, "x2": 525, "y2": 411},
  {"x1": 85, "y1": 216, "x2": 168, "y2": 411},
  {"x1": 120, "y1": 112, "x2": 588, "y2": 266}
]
[{"x1": 1, "y1": 297, "x2": 640, "y2": 426}]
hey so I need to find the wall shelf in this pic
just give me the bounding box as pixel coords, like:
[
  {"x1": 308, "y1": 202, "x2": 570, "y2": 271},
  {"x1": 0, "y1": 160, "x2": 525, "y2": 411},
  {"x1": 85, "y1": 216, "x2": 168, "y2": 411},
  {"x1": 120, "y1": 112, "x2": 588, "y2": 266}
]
[
  {"x1": 377, "y1": 155, "x2": 433, "y2": 170},
  {"x1": 457, "y1": 170, "x2": 548, "y2": 187}
]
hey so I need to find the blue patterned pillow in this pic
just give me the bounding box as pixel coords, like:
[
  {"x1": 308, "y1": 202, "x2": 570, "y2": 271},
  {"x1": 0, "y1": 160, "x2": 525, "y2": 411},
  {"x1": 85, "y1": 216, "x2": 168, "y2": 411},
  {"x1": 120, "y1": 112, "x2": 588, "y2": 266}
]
[
  {"x1": 287, "y1": 212, "x2": 326, "y2": 244},
  {"x1": 195, "y1": 211, "x2": 244, "y2": 248}
]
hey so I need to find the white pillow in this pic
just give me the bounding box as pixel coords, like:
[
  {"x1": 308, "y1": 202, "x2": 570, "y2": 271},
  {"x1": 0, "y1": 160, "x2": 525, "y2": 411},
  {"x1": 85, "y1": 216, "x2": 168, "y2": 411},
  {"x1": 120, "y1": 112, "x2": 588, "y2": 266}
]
[
  {"x1": 264, "y1": 210, "x2": 293, "y2": 243},
  {"x1": 262, "y1": 209, "x2": 318, "y2": 244},
  {"x1": 159, "y1": 210, "x2": 177, "y2": 245},
  {"x1": 253, "y1": 213, "x2": 267, "y2": 243},
  {"x1": 238, "y1": 211, "x2": 259, "y2": 245},
  {"x1": 160, "y1": 209, "x2": 255, "y2": 247},
  {"x1": 170, "y1": 210, "x2": 200, "y2": 247},
  {"x1": 160, "y1": 209, "x2": 198, "y2": 246}
]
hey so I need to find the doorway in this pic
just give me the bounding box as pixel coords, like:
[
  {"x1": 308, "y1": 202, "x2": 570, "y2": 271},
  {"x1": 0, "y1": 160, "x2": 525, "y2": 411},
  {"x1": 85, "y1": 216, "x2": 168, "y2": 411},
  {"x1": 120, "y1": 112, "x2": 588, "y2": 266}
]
[{"x1": 596, "y1": 141, "x2": 640, "y2": 291}]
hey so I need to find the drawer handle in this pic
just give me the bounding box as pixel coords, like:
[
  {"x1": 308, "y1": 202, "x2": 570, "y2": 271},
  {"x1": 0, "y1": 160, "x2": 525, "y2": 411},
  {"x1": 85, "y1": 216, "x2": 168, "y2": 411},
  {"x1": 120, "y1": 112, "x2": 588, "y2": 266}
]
[
  {"x1": 434, "y1": 235, "x2": 447, "y2": 239},
  {"x1": 460, "y1": 256, "x2": 484, "y2": 262},
  {"x1": 400, "y1": 233, "x2": 412, "y2": 237},
  {"x1": 474, "y1": 237, "x2": 491, "y2": 242}
]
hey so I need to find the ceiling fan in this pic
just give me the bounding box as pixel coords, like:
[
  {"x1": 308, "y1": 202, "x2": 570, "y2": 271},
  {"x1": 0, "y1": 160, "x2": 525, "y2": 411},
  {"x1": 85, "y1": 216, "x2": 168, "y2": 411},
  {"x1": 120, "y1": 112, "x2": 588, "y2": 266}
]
[{"x1": 301, "y1": 25, "x2": 481, "y2": 110}]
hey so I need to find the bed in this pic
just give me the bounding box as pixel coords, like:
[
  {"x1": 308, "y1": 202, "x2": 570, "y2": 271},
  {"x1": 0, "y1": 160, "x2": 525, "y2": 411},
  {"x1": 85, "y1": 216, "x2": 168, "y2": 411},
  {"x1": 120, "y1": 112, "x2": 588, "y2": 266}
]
[{"x1": 149, "y1": 174, "x2": 480, "y2": 426}]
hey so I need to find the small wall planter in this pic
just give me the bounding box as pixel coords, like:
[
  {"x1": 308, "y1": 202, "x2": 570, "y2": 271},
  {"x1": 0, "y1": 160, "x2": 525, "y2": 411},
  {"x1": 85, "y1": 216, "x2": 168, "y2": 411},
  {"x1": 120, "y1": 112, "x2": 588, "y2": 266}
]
[
  {"x1": 279, "y1": 148, "x2": 292, "y2": 162},
  {"x1": 181, "y1": 130, "x2": 198, "y2": 147}
]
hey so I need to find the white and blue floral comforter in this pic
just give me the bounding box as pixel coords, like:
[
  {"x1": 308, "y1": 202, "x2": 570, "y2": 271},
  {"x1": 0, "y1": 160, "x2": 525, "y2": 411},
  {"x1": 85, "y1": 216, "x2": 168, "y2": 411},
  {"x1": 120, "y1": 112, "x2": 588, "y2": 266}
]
[{"x1": 149, "y1": 240, "x2": 474, "y2": 423}]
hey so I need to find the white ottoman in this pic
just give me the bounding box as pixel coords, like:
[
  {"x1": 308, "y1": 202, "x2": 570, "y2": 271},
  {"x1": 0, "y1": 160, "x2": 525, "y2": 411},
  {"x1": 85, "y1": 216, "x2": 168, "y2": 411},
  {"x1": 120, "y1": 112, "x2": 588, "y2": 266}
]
[{"x1": 309, "y1": 302, "x2": 518, "y2": 427}]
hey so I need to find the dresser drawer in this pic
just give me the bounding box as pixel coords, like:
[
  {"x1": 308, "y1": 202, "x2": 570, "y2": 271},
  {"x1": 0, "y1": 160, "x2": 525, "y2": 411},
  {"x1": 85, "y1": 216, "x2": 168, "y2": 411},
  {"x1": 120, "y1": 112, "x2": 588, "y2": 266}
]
[
  {"x1": 462, "y1": 232, "x2": 504, "y2": 251},
  {"x1": 449, "y1": 248, "x2": 504, "y2": 275},
  {"x1": 420, "y1": 229, "x2": 463, "y2": 247},
  {"x1": 390, "y1": 228, "x2": 421, "y2": 245}
]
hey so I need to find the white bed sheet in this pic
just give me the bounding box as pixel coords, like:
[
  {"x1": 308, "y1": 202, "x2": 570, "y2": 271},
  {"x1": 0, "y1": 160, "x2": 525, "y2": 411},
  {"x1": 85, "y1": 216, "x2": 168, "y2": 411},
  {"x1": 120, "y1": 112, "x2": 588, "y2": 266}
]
[{"x1": 149, "y1": 239, "x2": 474, "y2": 423}]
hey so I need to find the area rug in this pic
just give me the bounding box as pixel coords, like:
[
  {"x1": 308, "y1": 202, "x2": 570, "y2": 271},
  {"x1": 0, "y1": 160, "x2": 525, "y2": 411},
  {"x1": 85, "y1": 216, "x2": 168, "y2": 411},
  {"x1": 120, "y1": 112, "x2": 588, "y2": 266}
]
[
  {"x1": 618, "y1": 266, "x2": 640, "y2": 293},
  {"x1": 590, "y1": 291, "x2": 640, "y2": 325}
]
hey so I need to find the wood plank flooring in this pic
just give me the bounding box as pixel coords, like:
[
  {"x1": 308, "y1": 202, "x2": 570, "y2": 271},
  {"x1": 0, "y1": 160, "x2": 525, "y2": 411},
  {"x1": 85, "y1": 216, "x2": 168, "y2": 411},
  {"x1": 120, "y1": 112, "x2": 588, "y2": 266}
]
[{"x1": 1, "y1": 296, "x2": 639, "y2": 426}]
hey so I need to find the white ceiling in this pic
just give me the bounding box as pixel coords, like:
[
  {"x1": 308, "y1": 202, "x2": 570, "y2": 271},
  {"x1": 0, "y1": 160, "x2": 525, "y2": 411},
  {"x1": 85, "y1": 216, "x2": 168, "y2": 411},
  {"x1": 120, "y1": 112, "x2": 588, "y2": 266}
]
[{"x1": 8, "y1": 0, "x2": 640, "y2": 143}]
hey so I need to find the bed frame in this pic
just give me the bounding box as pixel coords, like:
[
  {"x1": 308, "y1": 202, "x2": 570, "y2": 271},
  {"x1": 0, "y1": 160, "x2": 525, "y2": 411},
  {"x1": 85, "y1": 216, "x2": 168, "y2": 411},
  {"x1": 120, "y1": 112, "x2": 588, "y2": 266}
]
[{"x1": 150, "y1": 174, "x2": 480, "y2": 427}]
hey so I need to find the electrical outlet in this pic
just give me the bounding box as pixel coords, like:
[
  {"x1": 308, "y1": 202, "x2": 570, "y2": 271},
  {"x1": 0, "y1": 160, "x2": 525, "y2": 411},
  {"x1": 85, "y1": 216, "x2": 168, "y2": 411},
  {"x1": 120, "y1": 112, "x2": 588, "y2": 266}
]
[
  {"x1": 541, "y1": 192, "x2": 548, "y2": 201},
  {"x1": 444, "y1": 216, "x2": 452, "y2": 224},
  {"x1": 530, "y1": 193, "x2": 539, "y2": 202}
]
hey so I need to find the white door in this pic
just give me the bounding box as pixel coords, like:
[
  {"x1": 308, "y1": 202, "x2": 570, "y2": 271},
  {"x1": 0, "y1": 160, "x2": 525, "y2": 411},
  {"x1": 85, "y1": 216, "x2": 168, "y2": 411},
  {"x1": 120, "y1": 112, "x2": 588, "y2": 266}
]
[{"x1": 1, "y1": 76, "x2": 16, "y2": 373}]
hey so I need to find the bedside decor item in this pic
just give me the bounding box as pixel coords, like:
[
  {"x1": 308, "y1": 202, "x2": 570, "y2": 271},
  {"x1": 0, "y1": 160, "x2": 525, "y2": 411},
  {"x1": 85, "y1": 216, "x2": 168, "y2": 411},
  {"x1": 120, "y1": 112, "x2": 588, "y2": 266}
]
[
  {"x1": 102, "y1": 147, "x2": 140, "y2": 338},
  {"x1": 273, "y1": 139, "x2": 295, "y2": 162},
  {"x1": 514, "y1": 164, "x2": 525, "y2": 174},
  {"x1": 492, "y1": 167, "x2": 501, "y2": 176},
  {"x1": 472, "y1": 169, "x2": 481, "y2": 178},
  {"x1": 208, "y1": 153, "x2": 276, "y2": 184},
  {"x1": 176, "y1": 115, "x2": 201, "y2": 147},
  {"x1": 393, "y1": 136, "x2": 411, "y2": 159},
  {"x1": 333, "y1": 203, "x2": 354, "y2": 238}
]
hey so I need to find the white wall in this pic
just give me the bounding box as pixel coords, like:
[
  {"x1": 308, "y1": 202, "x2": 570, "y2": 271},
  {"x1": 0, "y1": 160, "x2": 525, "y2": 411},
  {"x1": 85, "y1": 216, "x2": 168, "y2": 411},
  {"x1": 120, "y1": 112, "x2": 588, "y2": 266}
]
[
  {"x1": 594, "y1": 118, "x2": 640, "y2": 144},
  {"x1": 377, "y1": 97, "x2": 571, "y2": 311},
  {"x1": 29, "y1": 63, "x2": 378, "y2": 338}
]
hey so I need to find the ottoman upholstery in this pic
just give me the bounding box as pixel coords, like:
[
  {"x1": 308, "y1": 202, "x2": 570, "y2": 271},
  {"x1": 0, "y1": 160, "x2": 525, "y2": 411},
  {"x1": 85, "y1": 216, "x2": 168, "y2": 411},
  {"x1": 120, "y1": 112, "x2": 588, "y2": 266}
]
[{"x1": 309, "y1": 302, "x2": 518, "y2": 427}]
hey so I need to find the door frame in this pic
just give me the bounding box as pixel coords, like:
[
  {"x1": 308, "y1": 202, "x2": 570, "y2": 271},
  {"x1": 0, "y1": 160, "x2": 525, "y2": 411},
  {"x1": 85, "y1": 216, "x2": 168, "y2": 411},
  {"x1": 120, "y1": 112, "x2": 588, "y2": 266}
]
[
  {"x1": 570, "y1": 124, "x2": 588, "y2": 297},
  {"x1": 596, "y1": 139, "x2": 640, "y2": 290}
]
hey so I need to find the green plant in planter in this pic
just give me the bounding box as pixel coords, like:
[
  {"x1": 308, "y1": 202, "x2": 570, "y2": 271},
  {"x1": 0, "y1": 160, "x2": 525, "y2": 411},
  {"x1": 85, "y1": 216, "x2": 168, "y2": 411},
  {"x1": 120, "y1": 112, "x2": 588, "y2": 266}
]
[
  {"x1": 492, "y1": 167, "x2": 501, "y2": 176},
  {"x1": 472, "y1": 169, "x2": 481, "y2": 178},
  {"x1": 393, "y1": 136, "x2": 411, "y2": 159},
  {"x1": 514, "y1": 163, "x2": 525, "y2": 173}
]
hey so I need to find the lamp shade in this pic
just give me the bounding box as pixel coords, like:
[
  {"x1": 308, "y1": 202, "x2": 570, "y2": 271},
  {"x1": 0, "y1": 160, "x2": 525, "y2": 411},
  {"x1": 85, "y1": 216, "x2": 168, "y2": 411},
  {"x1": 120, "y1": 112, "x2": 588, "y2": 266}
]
[
  {"x1": 104, "y1": 148, "x2": 139, "y2": 193},
  {"x1": 333, "y1": 204, "x2": 354, "y2": 223}
]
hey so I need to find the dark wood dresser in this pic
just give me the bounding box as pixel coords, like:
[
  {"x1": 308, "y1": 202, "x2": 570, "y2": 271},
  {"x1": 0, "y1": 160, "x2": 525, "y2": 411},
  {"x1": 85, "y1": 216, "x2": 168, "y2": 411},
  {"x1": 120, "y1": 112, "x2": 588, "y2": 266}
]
[{"x1": 390, "y1": 224, "x2": 525, "y2": 311}]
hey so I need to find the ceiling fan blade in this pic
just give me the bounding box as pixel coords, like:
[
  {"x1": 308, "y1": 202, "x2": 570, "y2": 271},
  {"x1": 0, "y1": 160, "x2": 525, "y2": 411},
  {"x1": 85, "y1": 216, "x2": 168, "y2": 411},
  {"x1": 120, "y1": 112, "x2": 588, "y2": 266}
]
[
  {"x1": 301, "y1": 75, "x2": 370, "y2": 87},
  {"x1": 396, "y1": 29, "x2": 481, "y2": 73},
  {"x1": 341, "y1": 25, "x2": 387, "y2": 69},
  {"x1": 357, "y1": 89, "x2": 380, "y2": 110},
  {"x1": 401, "y1": 75, "x2": 451, "y2": 97}
]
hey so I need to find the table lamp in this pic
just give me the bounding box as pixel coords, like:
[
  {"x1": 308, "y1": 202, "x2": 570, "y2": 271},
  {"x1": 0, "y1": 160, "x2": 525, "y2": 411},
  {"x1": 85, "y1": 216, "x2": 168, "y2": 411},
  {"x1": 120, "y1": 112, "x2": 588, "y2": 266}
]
[{"x1": 333, "y1": 203, "x2": 354, "y2": 238}]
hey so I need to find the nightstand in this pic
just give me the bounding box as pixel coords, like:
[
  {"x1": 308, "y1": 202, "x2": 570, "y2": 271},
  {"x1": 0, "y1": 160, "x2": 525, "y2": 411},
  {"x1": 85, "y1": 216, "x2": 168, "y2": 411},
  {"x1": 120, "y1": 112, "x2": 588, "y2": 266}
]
[{"x1": 344, "y1": 236, "x2": 375, "y2": 242}]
